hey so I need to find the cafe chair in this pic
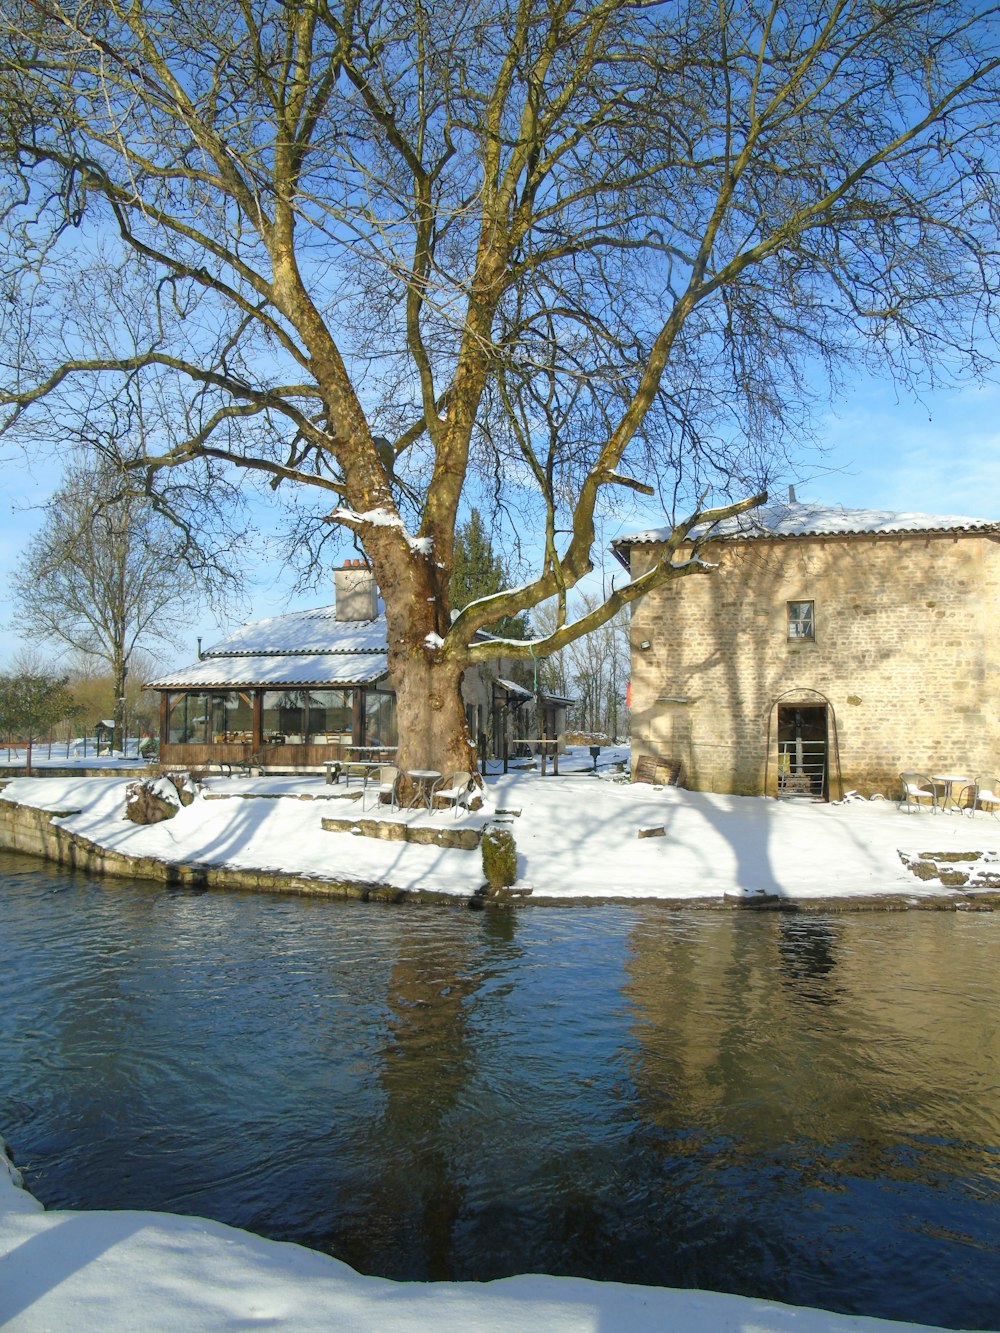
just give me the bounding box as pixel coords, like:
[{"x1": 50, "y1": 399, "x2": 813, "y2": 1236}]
[
  {"x1": 898, "y1": 772, "x2": 940, "y2": 813},
  {"x1": 963, "y1": 774, "x2": 1000, "y2": 818},
  {"x1": 431, "y1": 771, "x2": 475, "y2": 817},
  {"x1": 363, "y1": 764, "x2": 400, "y2": 810}
]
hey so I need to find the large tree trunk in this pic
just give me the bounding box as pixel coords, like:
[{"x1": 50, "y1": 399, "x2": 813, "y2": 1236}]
[
  {"x1": 390, "y1": 650, "x2": 476, "y2": 789},
  {"x1": 377, "y1": 546, "x2": 476, "y2": 788}
]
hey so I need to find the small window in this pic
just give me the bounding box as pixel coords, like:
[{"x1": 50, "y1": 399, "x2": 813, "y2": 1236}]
[{"x1": 787, "y1": 601, "x2": 815, "y2": 641}]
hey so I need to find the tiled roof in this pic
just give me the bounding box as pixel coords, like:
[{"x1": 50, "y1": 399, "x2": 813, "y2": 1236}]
[
  {"x1": 149, "y1": 651, "x2": 388, "y2": 690},
  {"x1": 201, "y1": 606, "x2": 388, "y2": 656},
  {"x1": 149, "y1": 603, "x2": 390, "y2": 690},
  {"x1": 614, "y1": 500, "x2": 1000, "y2": 558}
]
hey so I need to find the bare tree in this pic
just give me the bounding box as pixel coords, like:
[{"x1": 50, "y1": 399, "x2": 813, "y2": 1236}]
[
  {"x1": 534, "y1": 594, "x2": 629, "y2": 739},
  {"x1": 10, "y1": 463, "x2": 202, "y2": 743},
  {"x1": 1, "y1": 1, "x2": 998, "y2": 777}
]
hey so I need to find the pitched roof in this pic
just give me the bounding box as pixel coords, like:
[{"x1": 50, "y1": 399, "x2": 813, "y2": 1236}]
[
  {"x1": 150, "y1": 652, "x2": 388, "y2": 690},
  {"x1": 613, "y1": 500, "x2": 1000, "y2": 564},
  {"x1": 494, "y1": 677, "x2": 576, "y2": 707},
  {"x1": 149, "y1": 604, "x2": 389, "y2": 690},
  {"x1": 201, "y1": 605, "x2": 388, "y2": 656}
]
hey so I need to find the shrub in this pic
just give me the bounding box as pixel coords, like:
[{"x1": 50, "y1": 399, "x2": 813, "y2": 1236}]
[{"x1": 482, "y1": 824, "x2": 517, "y2": 890}]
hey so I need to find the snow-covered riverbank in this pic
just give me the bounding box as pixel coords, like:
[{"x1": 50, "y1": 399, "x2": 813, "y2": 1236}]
[{"x1": 3, "y1": 750, "x2": 1000, "y2": 904}]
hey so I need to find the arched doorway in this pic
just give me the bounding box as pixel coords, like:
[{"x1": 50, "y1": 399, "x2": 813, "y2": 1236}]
[{"x1": 764, "y1": 690, "x2": 842, "y2": 801}]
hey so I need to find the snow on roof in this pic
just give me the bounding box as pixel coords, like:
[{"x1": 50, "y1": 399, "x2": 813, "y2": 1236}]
[
  {"x1": 494, "y1": 678, "x2": 576, "y2": 706},
  {"x1": 148, "y1": 601, "x2": 392, "y2": 689},
  {"x1": 496, "y1": 677, "x2": 532, "y2": 698},
  {"x1": 149, "y1": 651, "x2": 388, "y2": 690},
  {"x1": 614, "y1": 500, "x2": 1000, "y2": 556},
  {"x1": 202, "y1": 606, "x2": 388, "y2": 657}
]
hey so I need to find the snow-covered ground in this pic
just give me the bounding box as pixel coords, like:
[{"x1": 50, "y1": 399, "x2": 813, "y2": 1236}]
[
  {"x1": 2, "y1": 749, "x2": 997, "y2": 1331},
  {"x1": 2, "y1": 745, "x2": 998, "y2": 903}
]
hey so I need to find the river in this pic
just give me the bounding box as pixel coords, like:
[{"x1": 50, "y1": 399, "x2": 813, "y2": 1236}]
[{"x1": 1, "y1": 849, "x2": 998, "y2": 1328}]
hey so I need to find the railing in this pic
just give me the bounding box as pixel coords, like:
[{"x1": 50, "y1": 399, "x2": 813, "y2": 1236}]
[
  {"x1": 159, "y1": 739, "x2": 397, "y2": 771},
  {"x1": 777, "y1": 740, "x2": 826, "y2": 798},
  {"x1": 1, "y1": 736, "x2": 152, "y2": 763}
]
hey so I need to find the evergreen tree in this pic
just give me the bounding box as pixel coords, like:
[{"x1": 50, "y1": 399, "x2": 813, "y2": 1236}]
[
  {"x1": 450, "y1": 511, "x2": 527, "y2": 640},
  {"x1": 0, "y1": 671, "x2": 80, "y2": 776}
]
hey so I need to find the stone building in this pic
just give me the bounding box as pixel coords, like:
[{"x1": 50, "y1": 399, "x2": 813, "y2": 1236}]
[{"x1": 613, "y1": 498, "x2": 1000, "y2": 799}]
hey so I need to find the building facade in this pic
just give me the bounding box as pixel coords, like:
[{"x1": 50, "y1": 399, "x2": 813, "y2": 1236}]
[
  {"x1": 151, "y1": 562, "x2": 572, "y2": 771},
  {"x1": 616, "y1": 500, "x2": 1000, "y2": 799}
]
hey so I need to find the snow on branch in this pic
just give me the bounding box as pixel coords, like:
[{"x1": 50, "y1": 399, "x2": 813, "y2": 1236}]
[{"x1": 328, "y1": 507, "x2": 433, "y2": 554}]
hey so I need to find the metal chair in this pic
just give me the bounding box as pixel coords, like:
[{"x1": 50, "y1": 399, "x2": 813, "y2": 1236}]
[
  {"x1": 898, "y1": 772, "x2": 939, "y2": 813},
  {"x1": 964, "y1": 774, "x2": 1000, "y2": 818},
  {"x1": 431, "y1": 770, "x2": 475, "y2": 817},
  {"x1": 363, "y1": 764, "x2": 400, "y2": 810}
]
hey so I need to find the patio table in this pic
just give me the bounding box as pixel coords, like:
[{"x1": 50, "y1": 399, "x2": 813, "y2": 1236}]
[
  {"x1": 405, "y1": 769, "x2": 441, "y2": 810},
  {"x1": 932, "y1": 773, "x2": 970, "y2": 810}
]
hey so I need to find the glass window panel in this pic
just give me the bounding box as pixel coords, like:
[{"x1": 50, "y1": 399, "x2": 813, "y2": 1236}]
[
  {"x1": 167, "y1": 692, "x2": 192, "y2": 744},
  {"x1": 262, "y1": 690, "x2": 305, "y2": 743},
  {"x1": 168, "y1": 690, "x2": 255, "y2": 745},
  {"x1": 174, "y1": 691, "x2": 211, "y2": 745},
  {"x1": 304, "y1": 689, "x2": 354, "y2": 744},
  {"x1": 364, "y1": 691, "x2": 397, "y2": 747},
  {"x1": 787, "y1": 601, "x2": 815, "y2": 640},
  {"x1": 214, "y1": 691, "x2": 254, "y2": 743}
]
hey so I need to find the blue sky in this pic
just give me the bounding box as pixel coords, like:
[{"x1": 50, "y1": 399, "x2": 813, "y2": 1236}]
[{"x1": 2, "y1": 371, "x2": 998, "y2": 675}]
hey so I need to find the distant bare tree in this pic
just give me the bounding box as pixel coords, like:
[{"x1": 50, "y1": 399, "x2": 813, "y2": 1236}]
[
  {"x1": 10, "y1": 463, "x2": 200, "y2": 743},
  {"x1": 534, "y1": 594, "x2": 629, "y2": 739}
]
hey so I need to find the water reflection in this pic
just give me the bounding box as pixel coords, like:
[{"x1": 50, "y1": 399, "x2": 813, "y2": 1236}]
[
  {"x1": 777, "y1": 918, "x2": 842, "y2": 1003},
  {"x1": 620, "y1": 910, "x2": 1000, "y2": 1321},
  {"x1": 335, "y1": 910, "x2": 495, "y2": 1279},
  {"x1": 1, "y1": 853, "x2": 999, "y2": 1328}
]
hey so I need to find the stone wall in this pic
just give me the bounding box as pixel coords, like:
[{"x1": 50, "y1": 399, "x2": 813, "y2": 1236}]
[
  {"x1": 0, "y1": 798, "x2": 412, "y2": 901},
  {"x1": 629, "y1": 530, "x2": 1000, "y2": 797}
]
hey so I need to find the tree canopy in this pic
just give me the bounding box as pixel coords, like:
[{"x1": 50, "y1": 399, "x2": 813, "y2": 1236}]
[
  {"x1": 0, "y1": 669, "x2": 79, "y2": 775},
  {"x1": 1, "y1": 0, "x2": 998, "y2": 771}
]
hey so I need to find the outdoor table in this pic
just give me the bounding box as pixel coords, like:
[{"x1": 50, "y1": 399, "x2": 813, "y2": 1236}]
[
  {"x1": 932, "y1": 774, "x2": 970, "y2": 810},
  {"x1": 405, "y1": 769, "x2": 441, "y2": 810},
  {"x1": 344, "y1": 759, "x2": 383, "y2": 786}
]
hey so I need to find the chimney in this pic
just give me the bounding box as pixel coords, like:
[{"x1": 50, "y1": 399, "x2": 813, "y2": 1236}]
[
  {"x1": 788, "y1": 484, "x2": 797, "y2": 503},
  {"x1": 334, "y1": 559, "x2": 378, "y2": 621}
]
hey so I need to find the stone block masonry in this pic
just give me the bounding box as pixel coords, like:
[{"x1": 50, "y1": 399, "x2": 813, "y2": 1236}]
[
  {"x1": 629, "y1": 530, "x2": 1000, "y2": 799},
  {"x1": 0, "y1": 798, "x2": 448, "y2": 903}
]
